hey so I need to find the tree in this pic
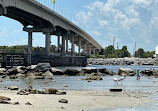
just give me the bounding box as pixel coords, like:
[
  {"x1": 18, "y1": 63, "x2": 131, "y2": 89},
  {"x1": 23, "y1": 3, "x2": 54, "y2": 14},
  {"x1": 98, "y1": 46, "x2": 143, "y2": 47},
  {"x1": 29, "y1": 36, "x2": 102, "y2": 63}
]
[
  {"x1": 121, "y1": 46, "x2": 130, "y2": 57},
  {"x1": 135, "y1": 48, "x2": 144, "y2": 58}
]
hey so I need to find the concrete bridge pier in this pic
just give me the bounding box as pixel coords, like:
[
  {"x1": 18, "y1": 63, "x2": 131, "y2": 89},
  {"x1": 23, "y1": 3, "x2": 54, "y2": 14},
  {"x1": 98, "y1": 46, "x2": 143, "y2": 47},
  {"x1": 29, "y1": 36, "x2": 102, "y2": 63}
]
[
  {"x1": 61, "y1": 35, "x2": 66, "y2": 56},
  {"x1": 71, "y1": 35, "x2": 75, "y2": 56},
  {"x1": 65, "y1": 36, "x2": 69, "y2": 54},
  {"x1": 89, "y1": 44, "x2": 92, "y2": 55},
  {"x1": 45, "y1": 32, "x2": 51, "y2": 56},
  {"x1": 84, "y1": 41, "x2": 87, "y2": 55},
  {"x1": 78, "y1": 37, "x2": 81, "y2": 56},
  {"x1": 57, "y1": 35, "x2": 60, "y2": 53}
]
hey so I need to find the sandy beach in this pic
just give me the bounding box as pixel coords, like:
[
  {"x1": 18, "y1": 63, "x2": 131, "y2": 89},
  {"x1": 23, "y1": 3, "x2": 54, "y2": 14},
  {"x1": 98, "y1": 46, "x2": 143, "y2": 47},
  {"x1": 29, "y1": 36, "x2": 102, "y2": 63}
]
[{"x1": 0, "y1": 90, "x2": 153, "y2": 111}]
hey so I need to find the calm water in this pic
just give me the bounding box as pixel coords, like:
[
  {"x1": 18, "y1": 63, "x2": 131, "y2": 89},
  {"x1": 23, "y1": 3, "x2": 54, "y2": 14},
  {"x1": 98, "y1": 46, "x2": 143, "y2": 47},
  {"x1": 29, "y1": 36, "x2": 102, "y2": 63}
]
[{"x1": 0, "y1": 65, "x2": 158, "y2": 111}]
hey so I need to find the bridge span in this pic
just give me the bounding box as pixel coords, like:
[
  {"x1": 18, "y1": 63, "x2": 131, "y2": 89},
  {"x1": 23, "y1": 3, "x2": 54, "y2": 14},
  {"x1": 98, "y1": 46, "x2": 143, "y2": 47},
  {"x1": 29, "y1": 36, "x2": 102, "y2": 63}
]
[{"x1": 0, "y1": 0, "x2": 103, "y2": 66}]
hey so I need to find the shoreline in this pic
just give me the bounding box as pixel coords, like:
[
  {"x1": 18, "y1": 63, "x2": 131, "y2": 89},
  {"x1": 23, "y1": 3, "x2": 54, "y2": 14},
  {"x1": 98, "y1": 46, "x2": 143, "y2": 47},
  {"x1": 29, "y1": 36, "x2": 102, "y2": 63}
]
[{"x1": 0, "y1": 90, "x2": 154, "y2": 111}]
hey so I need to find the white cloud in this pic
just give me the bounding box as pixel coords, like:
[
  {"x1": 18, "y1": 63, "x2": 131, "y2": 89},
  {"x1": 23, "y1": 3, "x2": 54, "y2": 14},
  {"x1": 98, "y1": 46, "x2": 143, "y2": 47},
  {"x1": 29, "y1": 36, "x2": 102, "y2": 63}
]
[{"x1": 74, "y1": 0, "x2": 158, "y2": 53}]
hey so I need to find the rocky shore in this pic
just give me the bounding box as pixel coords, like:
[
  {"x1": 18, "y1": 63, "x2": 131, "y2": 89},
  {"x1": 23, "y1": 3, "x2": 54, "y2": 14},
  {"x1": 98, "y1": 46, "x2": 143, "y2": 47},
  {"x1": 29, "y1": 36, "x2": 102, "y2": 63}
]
[
  {"x1": 0, "y1": 63, "x2": 157, "y2": 110},
  {"x1": 88, "y1": 57, "x2": 158, "y2": 65}
]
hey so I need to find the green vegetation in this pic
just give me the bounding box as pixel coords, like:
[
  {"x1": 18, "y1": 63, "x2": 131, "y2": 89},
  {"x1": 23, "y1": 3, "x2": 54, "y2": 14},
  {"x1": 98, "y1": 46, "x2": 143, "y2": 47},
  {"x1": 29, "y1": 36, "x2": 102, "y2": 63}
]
[
  {"x1": 134, "y1": 48, "x2": 155, "y2": 58},
  {"x1": 101, "y1": 45, "x2": 130, "y2": 58}
]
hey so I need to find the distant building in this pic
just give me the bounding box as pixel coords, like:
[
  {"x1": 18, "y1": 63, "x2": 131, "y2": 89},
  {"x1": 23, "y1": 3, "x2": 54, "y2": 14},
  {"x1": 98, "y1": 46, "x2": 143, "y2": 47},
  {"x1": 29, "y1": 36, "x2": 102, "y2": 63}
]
[{"x1": 155, "y1": 45, "x2": 158, "y2": 58}]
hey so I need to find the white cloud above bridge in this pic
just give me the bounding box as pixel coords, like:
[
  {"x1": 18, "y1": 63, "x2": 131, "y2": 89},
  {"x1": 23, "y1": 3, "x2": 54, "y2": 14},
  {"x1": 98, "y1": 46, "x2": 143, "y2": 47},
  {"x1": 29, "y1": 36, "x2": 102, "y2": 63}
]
[{"x1": 74, "y1": 0, "x2": 158, "y2": 54}]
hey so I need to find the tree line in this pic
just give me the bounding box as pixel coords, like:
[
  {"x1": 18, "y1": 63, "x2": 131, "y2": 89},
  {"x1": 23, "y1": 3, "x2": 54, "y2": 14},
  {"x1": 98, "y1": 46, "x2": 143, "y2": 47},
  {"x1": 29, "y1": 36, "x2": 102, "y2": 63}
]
[{"x1": 98, "y1": 45, "x2": 155, "y2": 58}]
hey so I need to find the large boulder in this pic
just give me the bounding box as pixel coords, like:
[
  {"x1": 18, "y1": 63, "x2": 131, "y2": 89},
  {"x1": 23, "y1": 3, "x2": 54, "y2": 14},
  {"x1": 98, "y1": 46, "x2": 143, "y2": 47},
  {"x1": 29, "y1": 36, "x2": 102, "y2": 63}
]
[
  {"x1": 5, "y1": 68, "x2": 18, "y2": 75},
  {"x1": 82, "y1": 67, "x2": 97, "y2": 74},
  {"x1": 141, "y1": 69, "x2": 154, "y2": 76},
  {"x1": 98, "y1": 68, "x2": 117, "y2": 75},
  {"x1": 0, "y1": 68, "x2": 7, "y2": 75},
  {"x1": 64, "y1": 68, "x2": 81, "y2": 76},
  {"x1": 34, "y1": 63, "x2": 51, "y2": 72},
  {"x1": 51, "y1": 68, "x2": 64, "y2": 75},
  {"x1": 118, "y1": 68, "x2": 135, "y2": 76}
]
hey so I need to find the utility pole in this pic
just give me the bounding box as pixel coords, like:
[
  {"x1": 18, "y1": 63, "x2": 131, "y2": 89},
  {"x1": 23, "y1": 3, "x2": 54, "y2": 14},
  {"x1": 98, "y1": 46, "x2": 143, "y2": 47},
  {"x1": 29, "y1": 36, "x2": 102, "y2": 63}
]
[
  {"x1": 117, "y1": 42, "x2": 119, "y2": 49},
  {"x1": 113, "y1": 36, "x2": 115, "y2": 48}
]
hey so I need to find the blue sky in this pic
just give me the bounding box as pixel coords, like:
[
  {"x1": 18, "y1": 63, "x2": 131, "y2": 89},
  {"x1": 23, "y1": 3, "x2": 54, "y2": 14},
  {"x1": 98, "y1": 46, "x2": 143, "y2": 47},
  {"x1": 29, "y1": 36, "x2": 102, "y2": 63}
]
[{"x1": 0, "y1": 0, "x2": 158, "y2": 54}]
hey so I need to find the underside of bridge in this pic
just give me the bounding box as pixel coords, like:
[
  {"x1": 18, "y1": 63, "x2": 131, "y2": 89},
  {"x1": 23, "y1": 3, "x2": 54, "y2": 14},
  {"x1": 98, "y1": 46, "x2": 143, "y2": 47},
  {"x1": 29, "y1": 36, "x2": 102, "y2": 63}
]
[{"x1": 0, "y1": 0, "x2": 102, "y2": 67}]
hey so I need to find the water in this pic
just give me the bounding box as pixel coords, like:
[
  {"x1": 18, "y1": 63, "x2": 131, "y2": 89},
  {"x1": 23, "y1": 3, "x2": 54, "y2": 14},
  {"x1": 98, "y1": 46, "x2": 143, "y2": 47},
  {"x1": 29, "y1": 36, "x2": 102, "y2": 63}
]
[{"x1": 0, "y1": 65, "x2": 158, "y2": 110}]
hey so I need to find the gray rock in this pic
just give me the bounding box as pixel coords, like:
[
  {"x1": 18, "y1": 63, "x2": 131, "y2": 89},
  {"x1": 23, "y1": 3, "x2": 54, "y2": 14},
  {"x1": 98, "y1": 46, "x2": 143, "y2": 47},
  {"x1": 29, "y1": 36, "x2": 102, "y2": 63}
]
[
  {"x1": 34, "y1": 63, "x2": 51, "y2": 72},
  {"x1": 0, "y1": 68, "x2": 7, "y2": 75},
  {"x1": 59, "y1": 99, "x2": 68, "y2": 103},
  {"x1": 46, "y1": 88, "x2": 58, "y2": 94},
  {"x1": 51, "y1": 68, "x2": 64, "y2": 75},
  {"x1": 8, "y1": 86, "x2": 18, "y2": 90},
  {"x1": 64, "y1": 68, "x2": 81, "y2": 76},
  {"x1": 12, "y1": 102, "x2": 20, "y2": 105},
  {"x1": 98, "y1": 68, "x2": 117, "y2": 75},
  {"x1": 25, "y1": 101, "x2": 32, "y2": 105},
  {"x1": 118, "y1": 68, "x2": 135, "y2": 76},
  {"x1": 82, "y1": 67, "x2": 97, "y2": 74},
  {"x1": 5, "y1": 68, "x2": 18, "y2": 75},
  {"x1": 9, "y1": 75, "x2": 18, "y2": 79}
]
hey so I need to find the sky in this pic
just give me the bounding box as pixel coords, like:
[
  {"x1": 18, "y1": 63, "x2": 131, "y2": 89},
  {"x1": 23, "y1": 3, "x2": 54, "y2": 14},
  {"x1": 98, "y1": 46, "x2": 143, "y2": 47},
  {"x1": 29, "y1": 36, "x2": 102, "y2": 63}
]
[{"x1": 0, "y1": 0, "x2": 158, "y2": 55}]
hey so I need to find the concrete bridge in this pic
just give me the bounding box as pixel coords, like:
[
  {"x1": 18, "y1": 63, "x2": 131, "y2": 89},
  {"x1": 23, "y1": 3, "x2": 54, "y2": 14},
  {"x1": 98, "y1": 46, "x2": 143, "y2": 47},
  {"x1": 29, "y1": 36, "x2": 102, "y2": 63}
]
[{"x1": 0, "y1": 0, "x2": 103, "y2": 66}]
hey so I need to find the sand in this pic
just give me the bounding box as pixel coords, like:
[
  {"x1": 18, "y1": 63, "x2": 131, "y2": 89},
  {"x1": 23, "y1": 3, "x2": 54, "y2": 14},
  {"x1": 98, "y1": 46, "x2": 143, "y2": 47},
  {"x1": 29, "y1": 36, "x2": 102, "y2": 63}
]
[{"x1": 0, "y1": 90, "x2": 153, "y2": 111}]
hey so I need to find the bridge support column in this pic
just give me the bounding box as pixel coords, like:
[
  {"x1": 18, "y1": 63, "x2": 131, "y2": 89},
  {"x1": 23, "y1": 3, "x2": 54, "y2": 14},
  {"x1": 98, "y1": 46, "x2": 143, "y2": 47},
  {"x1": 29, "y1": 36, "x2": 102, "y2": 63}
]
[
  {"x1": 89, "y1": 45, "x2": 91, "y2": 55},
  {"x1": 57, "y1": 36, "x2": 60, "y2": 53},
  {"x1": 66, "y1": 36, "x2": 68, "y2": 54},
  {"x1": 78, "y1": 37, "x2": 81, "y2": 56},
  {"x1": 28, "y1": 32, "x2": 33, "y2": 52},
  {"x1": 84, "y1": 41, "x2": 87, "y2": 55},
  {"x1": 93, "y1": 48, "x2": 96, "y2": 55},
  {"x1": 45, "y1": 32, "x2": 51, "y2": 56},
  {"x1": 61, "y1": 35, "x2": 65, "y2": 56},
  {"x1": 71, "y1": 35, "x2": 75, "y2": 56}
]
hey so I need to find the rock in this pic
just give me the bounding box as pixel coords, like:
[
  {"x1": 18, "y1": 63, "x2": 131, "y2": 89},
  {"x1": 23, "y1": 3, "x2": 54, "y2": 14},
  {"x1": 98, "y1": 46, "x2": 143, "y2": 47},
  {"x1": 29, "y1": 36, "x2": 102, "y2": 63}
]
[
  {"x1": 42, "y1": 70, "x2": 53, "y2": 76},
  {"x1": 118, "y1": 68, "x2": 135, "y2": 76},
  {"x1": 17, "y1": 89, "x2": 29, "y2": 95},
  {"x1": 0, "y1": 79, "x2": 3, "y2": 82},
  {"x1": 59, "y1": 99, "x2": 68, "y2": 103},
  {"x1": 51, "y1": 68, "x2": 64, "y2": 75},
  {"x1": 0, "y1": 96, "x2": 11, "y2": 101},
  {"x1": 46, "y1": 88, "x2": 58, "y2": 94},
  {"x1": 141, "y1": 69, "x2": 155, "y2": 76},
  {"x1": 5, "y1": 68, "x2": 18, "y2": 75},
  {"x1": 56, "y1": 91, "x2": 66, "y2": 95},
  {"x1": 12, "y1": 102, "x2": 20, "y2": 105},
  {"x1": 64, "y1": 68, "x2": 81, "y2": 76},
  {"x1": 2, "y1": 75, "x2": 6, "y2": 78},
  {"x1": 26, "y1": 65, "x2": 37, "y2": 71},
  {"x1": 30, "y1": 89, "x2": 37, "y2": 94},
  {"x1": 34, "y1": 76, "x2": 45, "y2": 79},
  {"x1": 25, "y1": 101, "x2": 32, "y2": 105},
  {"x1": 98, "y1": 68, "x2": 117, "y2": 75},
  {"x1": 82, "y1": 67, "x2": 97, "y2": 74},
  {"x1": 9, "y1": 75, "x2": 18, "y2": 79},
  {"x1": 16, "y1": 66, "x2": 25, "y2": 73},
  {"x1": 8, "y1": 86, "x2": 18, "y2": 90},
  {"x1": 34, "y1": 63, "x2": 51, "y2": 72},
  {"x1": 82, "y1": 76, "x2": 103, "y2": 80},
  {"x1": 0, "y1": 68, "x2": 7, "y2": 75},
  {"x1": 63, "y1": 85, "x2": 68, "y2": 87},
  {"x1": 16, "y1": 73, "x2": 26, "y2": 77}
]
